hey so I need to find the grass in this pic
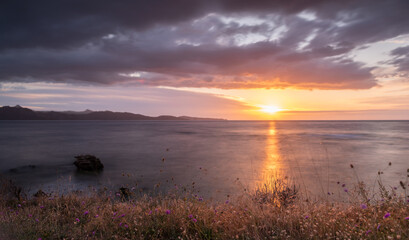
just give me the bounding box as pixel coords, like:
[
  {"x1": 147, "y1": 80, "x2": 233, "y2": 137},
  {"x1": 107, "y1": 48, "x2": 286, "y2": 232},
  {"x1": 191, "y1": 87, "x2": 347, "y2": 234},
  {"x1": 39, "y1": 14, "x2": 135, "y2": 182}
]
[{"x1": 1, "y1": 174, "x2": 408, "y2": 239}]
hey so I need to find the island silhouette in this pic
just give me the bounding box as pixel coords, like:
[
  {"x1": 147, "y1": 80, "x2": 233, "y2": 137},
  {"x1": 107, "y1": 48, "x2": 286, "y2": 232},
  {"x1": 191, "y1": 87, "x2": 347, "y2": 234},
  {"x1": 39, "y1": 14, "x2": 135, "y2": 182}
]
[{"x1": 0, "y1": 105, "x2": 225, "y2": 121}]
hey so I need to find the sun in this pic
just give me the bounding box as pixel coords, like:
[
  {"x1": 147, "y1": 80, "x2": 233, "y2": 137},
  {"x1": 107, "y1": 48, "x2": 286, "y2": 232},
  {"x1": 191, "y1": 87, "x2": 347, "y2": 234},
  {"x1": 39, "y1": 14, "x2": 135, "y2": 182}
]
[{"x1": 258, "y1": 105, "x2": 284, "y2": 114}]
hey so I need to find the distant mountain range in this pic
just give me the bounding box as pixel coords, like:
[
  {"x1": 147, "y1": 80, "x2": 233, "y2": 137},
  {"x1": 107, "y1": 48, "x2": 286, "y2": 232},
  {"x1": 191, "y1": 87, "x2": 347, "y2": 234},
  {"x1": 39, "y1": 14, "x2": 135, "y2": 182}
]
[{"x1": 0, "y1": 105, "x2": 226, "y2": 121}]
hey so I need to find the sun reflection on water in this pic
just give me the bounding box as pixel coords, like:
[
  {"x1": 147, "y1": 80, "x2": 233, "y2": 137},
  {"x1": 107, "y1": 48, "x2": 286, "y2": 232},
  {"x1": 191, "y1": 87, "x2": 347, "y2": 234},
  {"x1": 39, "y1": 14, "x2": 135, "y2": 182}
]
[{"x1": 260, "y1": 121, "x2": 283, "y2": 183}]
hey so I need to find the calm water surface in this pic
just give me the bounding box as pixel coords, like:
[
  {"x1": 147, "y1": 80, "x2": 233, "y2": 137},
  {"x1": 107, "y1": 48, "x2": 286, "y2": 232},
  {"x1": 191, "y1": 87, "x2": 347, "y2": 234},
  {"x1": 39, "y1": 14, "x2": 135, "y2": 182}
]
[{"x1": 1, "y1": 121, "x2": 408, "y2": 200}]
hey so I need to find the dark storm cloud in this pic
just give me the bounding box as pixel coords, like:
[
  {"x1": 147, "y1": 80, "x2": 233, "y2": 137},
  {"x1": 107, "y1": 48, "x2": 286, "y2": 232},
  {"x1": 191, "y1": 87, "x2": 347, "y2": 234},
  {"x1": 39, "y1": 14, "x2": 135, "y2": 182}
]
[{"x1": 0, "y1": 0, "x2": 408, "y2": 89}]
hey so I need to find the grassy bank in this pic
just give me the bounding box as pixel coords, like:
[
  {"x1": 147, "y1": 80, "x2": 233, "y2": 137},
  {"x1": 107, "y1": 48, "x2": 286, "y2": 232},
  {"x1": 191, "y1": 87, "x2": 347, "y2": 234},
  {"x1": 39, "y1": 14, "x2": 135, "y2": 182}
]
[{"x1": 1, "y1": 176, "x2": 408, "y2": 240}]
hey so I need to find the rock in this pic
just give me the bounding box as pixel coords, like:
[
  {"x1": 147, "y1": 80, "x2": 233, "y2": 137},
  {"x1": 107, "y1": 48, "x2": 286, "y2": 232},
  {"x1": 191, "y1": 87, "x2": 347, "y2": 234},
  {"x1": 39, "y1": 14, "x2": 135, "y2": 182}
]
[
  {"x1": 73, "y1": 155, "x2": 104, "y2": 171},
  {"x1": 34, "y1": 189, "x2": 48, "y2": 198}
]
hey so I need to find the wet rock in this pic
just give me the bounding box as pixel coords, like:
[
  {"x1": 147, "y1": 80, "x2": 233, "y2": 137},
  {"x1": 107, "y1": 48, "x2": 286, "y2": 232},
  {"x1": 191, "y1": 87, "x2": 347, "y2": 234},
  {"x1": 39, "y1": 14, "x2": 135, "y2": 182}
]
[
  {"x1": 73, "y1": 155, "x2": 104, "y2": 171},
  {"x1": 33, "y1": 189, "x2": 48, "y2": 198}
]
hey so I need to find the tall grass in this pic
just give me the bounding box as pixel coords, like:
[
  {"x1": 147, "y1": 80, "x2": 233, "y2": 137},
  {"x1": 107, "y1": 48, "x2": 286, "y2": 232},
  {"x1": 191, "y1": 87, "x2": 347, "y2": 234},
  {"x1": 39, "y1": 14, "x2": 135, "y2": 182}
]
[{"x1": 1, "y1": 171, "x2": 408, "y2": 240}]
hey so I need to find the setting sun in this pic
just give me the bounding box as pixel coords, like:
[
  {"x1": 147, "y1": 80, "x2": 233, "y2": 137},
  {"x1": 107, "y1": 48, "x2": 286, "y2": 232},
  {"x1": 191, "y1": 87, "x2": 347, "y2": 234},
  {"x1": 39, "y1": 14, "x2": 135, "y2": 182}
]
[{"x1": 258, "y1": 105, "x2": 284, "y2": 114}]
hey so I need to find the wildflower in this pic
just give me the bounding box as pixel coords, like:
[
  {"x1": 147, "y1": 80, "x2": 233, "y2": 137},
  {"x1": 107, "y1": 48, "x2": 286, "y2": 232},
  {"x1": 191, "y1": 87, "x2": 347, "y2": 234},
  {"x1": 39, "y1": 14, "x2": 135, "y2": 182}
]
[
  {"x1": 40, "y1": 206, "x2": 44, "y2": 209},
  {"x1": 384, "y1": 212, "x2": 390, "y2": 219},
  {"x1": 305, "y1": 216, "x2": 309, "y2": 219},
  {"x1": 225, "y1": 200, "x2": 229, "y2": 204},
  {"x1": 76, "y1": 218, "x2": 80, "y2": 222},
  {"x1": 84, "y1": 211, "x2": 89, "y2": 216},
  {"x1": 17, "y1": 204, "x2": 21, "y2": 207},
  {"x1": 38, "y1": 238, "x2": 42, "y2": 240},
  {"x1": 342, "y1": 184, "x2": 346, "y2": 187},
  {"x1": 404, "y1": 217, "x2": 409, "y2": 220},
  {"x1": 124, "y1": 224, "x2": 129, "y2": 228},
  {"x1": 166, "y1": 210, "x2": 171, "y2": 215},
  {"x1": 95, "y1": 214, "x2": 99, "y2": 218},
  {"x1": 344, "y1": 188, "x2": 348, "y2": 193},
  {"x1": 81, "y1": 201, "x2": 85, "y2": 205},
  {"x1": 377, "y1": 224, "x2": 381, "y2": 230},
  {"x1": 119, "y1": 222, "x2": 122, "y2": 226},
  {"x1": 198, "y1": 197, "x2": 203, "y2": 201},
  {"x1": 120, "y1": 214, "x2": 125, "y2": 218},
  {"x1": 148, "y1": 210, "x2": 152, "y2": 215},
  {"x1": 28, "y1": 214, "x2": 32, "y2": 217},
  {"x1": 192, "y1": 218, "x2": 197, "y2": 223},
  {"x1": 361, "y1": 204, "x2": 367, "y2": 209},
  {"x1": 92, "y1": 231, "x2": 95, "y2": 236},
  {"x1": 366, "y1": 230, "x2": 372, "y2": 235},
  {"x1": 35, "y1": 218, "x2": 39, "y2": 222},
  {"x1": 188, "y1": 214, "x2": 193, "y2": 219}
]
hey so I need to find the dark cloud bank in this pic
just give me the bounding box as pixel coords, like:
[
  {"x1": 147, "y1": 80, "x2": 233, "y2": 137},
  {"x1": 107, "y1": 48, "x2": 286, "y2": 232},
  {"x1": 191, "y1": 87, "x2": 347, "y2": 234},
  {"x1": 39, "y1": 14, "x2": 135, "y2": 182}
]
[{"x1": 1, "y1": 0, "x2": 408, "y2": 89}]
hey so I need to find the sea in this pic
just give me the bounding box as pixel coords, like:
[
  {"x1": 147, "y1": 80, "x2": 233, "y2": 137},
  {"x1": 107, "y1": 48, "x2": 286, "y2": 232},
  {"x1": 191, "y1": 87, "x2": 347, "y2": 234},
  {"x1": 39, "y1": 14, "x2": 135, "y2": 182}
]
[{"x1": 1, "y1": 120, "x2": 408, "y2": 201}]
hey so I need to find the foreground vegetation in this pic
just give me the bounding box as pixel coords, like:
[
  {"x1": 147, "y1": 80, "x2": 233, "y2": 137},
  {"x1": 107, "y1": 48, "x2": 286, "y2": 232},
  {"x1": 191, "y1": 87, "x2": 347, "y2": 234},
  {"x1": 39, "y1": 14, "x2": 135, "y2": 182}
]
[{"x1": 1, "y1": 175, "x2": 408, "y2": 240}]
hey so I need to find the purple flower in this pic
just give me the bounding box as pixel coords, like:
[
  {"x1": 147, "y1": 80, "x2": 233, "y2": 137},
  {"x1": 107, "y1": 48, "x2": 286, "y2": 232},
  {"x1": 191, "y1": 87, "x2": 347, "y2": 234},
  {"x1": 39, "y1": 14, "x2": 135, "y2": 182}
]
[
  {"x1": 384, "y1": 212, "x2": 390, "y2": 219},
  {"x1": 124, "y1": 224, "x2": 129, "y2": 228},
  {"x1": 342, "y1": 184, "x2": 346, "y2": 187},
  {"x1": 119, "y1": 222, "x2": 122, "y2": 226},
  {"x1": 305, "y1": 216, "x2": 309, "y2": 219},
  {"x1": 120, "y1": 214, "x2": 125, "y2": 218},
  {"x1": 377, "y1": 224, "x2": 381, "y2": 230},
  {"x1": 361, "y1": 204, "x2": 367, "y2": 209},
  {"x1": 92, "y1": 231, "x2": 95, "y2": 236},
  {"x1": 40, "y1": 206, "x2": 44, "y2": 209},
  {"x1": 166, "y1": 210, "x2": 171, "y2": 215},
  {"x1": 225, "y1": 200, "x2": 229, "y2": 204},
  {"x1": 365, "y1": 230, "x2": 372, "y2": 235},
  {"x1": 192, "y1": 218, "x2": 197, "y2": 223},
  {"x1": 148, "y1": 210, "x2": 152, "y2": 215},
  {"x1": 188, "y1": 214, "x2": 193, "y2": 219},
  {"x1": 344, "y1": 188, "x2": 348, "y2": 193},
  {"x1": 84, "y1": 211, "x2": 89, "y2": 215},
  {"x1": 404, "y1": 217, "x2": 409, "y2": 220},
  {"x1": 76, "y1": 218, "x2": 80, "y2": 222},
  {"x1": 38, "y1": 238, "x2": 42, "y2": 240},
  {"x1": 95, "y1": 214, "x2": 99, "y2": 218},
  {"x1": 35, "y1": 218, "x2": 39, "y2": 222},
  {"x1": 198, "y1": 197, "x2": 203, "y2": 201},
  {"x1": 17, "y1": 204, "x2": 21, "y2": 207}
]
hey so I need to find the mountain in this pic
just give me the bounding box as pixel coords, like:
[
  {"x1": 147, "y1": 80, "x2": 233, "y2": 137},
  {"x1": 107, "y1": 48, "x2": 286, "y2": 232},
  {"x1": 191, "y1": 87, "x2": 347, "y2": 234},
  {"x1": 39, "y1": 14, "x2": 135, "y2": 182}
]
[{"x1": 0, "y1": 106, "x2": 226, "y2": 121}]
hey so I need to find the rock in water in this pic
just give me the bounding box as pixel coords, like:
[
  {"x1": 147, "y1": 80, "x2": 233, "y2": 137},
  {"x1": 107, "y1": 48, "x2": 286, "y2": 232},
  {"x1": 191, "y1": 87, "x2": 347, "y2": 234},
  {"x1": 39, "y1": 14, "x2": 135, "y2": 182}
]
[
  {"x1": 33, "y1": 189, "x2": 48, "y2": 198},
  {"x1": 73, "y1": 155, "x2": 104, "y2": 171}
]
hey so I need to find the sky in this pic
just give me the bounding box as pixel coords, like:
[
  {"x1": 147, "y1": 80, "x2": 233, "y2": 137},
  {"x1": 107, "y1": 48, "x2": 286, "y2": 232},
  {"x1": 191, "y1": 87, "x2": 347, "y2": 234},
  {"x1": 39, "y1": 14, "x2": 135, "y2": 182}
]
[{"x1": 1, "y1": 0, "x2": 409, "y2": 120}]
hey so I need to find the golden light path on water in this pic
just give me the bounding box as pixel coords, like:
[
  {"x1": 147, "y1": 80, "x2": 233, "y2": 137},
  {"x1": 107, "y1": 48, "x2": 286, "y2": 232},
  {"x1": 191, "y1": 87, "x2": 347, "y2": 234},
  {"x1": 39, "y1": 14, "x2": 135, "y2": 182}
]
[{"x1": 259, "y1": 121, "x2": 284, "y2": 187}]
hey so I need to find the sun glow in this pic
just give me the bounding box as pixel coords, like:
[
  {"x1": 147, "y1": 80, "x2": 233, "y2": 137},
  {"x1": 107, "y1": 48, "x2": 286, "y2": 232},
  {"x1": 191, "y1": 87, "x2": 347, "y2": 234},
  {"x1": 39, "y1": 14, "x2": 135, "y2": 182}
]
[{"x1": 258, "y1": 105, "x2": 284, "y2": 114}]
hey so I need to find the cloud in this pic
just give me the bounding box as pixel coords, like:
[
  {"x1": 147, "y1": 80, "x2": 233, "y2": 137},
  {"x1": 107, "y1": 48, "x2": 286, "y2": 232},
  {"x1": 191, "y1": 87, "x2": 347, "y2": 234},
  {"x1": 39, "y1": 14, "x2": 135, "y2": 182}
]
[
  {"x1": 389, "y1": 45, "x2": 409, "y2": 72},
  {"x1": 1, "y1": 0, "x2": 408, "y2": 90}
]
